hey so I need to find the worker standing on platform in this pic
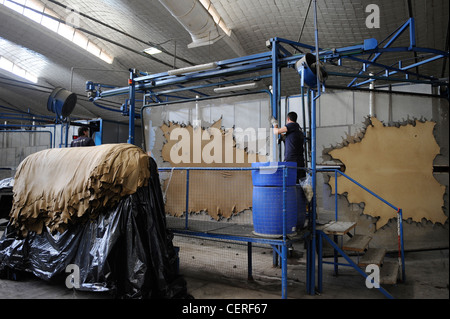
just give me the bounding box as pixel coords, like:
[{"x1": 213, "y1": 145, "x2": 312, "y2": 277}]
[
  {"x1": 71, "y1": 126, "x2": 95, "y2": 147},
  {"x1": 272, "y1": 112, "x2": 306, "y2": 183}
]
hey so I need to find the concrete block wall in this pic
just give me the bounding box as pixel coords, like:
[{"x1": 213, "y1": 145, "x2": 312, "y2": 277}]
[
  {"x1": 0, "y1": 119, "x2": 144, "y2": 181},
  {"x1": 0, "y1": 130, "x2": 52, "y2": 179}
]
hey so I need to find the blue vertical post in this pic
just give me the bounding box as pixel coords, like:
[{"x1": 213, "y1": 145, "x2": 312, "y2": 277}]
[
  {"x1": 64, "y1": 121, "x2": 69, "y2": 147},
  {"x1": 271, "y1": 38, "x2": 281, "y2": 161},
  {"x1": 310, "y1": 89, "x2": 317, "y2": 295},
  {"x1": 399, "y1": 209, "x2": 406, "y2": 282},
  {"x1": 310, "y1": 0, "x2": 322, "y2": 295},
  {"x1": 128, "y1": 70, "x2": 136, "y2": 144},
  {"x1": 317, "y1": 231, "x2": 323, "y2": 293},
  {"x1": 301, "y1": 86, "x2": 308, "y2": 167},
  {"x1": 273, "y1": 246, "x2": 278, "y2": 267},
  {"x1": 185, "y1": 169, "x2": 190, "y2": 230},
  {"x1": 281, "y1": 165, "x2": 288, "y2": 299},
  {"x1": 334, "y1": 171, "x2": 338, "y2": 275},
  {"x1": 335, "y1": 170, "x2": 338, "y2": 221},
  {"x1": 408, "y1": 18, "x2": 416, "y2": 50}
]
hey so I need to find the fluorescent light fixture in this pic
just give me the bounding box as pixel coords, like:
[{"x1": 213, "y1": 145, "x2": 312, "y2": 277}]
[
  {"x1": 143, "y1": 47, "x2": 162, "y2": 55},
  {"x1": 168, "y1": 62, "x2": 218, "y2": 76},
  {"x1": 213, "y1": 82, "x2": 257, "y2": 93}
]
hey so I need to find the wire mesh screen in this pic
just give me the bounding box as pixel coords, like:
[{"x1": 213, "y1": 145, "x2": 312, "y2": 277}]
[
  {"x1": 172, "y1": 235, "x2": 284, "y2": 283},
  {"x1": 160, "y1": 166, "x2": 307, "y2": 286},
  {"x1": 162, "y1": 169, "x2": 254, "y2": 229}
]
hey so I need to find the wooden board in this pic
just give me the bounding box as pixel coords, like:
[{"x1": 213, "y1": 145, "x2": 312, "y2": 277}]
[
  {"x1": 358, "y1": 248, "x2": 386, "y2": 266},
  {"x1": 342, "y1": 234, "x2": 372, "y2": 252},
  {"x1": 319, "y1": 221, "x2": 357, "y2": 235}
]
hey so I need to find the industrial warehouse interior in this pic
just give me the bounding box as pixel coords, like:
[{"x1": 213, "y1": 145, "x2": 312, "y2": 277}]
[{"x1": 0, "y1": 0, "x2": 448, "y2": 306}]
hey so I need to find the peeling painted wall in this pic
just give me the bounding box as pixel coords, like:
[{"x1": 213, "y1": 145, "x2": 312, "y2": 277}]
[{"x1": 316, "y1": 85, "x2": 448, "y2": 251}]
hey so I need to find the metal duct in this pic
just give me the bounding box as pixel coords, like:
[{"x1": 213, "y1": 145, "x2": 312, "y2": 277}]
[{"x1": 158, "y1": 0, "x2": 223, "y2": 48}]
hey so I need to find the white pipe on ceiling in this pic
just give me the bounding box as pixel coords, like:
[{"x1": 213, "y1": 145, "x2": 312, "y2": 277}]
[{"x1": 158, "y1": 0, "x2": 223, "y2": 48}]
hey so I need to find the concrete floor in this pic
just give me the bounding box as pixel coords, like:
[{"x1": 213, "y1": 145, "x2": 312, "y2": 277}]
[
  {"x1": 0, "y1": 240, "x2": 448, "y2": 300},
  {"x1": 181, "y1": 246, "x2": 449, "y2": 300}
]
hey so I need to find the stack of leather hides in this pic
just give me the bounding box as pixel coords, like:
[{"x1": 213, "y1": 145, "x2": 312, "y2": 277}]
[
  {"x1": 9, "y1": 143, "x2": 151, "y2": 236},
  {"x1": 0, "y1": 144, "x2": 189, "y2": 299}
]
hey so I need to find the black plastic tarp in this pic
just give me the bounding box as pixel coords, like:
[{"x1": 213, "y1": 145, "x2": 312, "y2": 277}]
[{"x1": 0, "y1": 158, "x2": 189, "y2": 299}]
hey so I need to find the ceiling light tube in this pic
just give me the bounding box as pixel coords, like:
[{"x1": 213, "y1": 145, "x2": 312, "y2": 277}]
[
  {"x1": 143, "y1": 47, "x2": 162, "y2": 55},
  {"x1": 213, "y1": 82, "x2": 257, "y2": 93},
  {"x1": 167, "y1": 62, "x2": 218, "y2": 76}
]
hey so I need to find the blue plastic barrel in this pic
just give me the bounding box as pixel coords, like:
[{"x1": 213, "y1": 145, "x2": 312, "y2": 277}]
[
  {"x1": 252, "y1": 186, "x2": 298, "y2": 237},
  {"x1": 251, "y1": 162, "x2": 297, "y2": 187}
]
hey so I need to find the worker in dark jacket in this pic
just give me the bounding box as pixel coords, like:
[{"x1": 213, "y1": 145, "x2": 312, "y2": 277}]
[
  {"x1": 71, "y1": 126, "x2": 95, "y2": 147},
  {"x1": 272, "y1": 112, "x2": 306, "y2": 182}
]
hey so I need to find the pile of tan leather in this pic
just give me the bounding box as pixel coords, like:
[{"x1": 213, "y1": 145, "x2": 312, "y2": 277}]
[{"x1": 9, "y1": 143, "x2": 150, "y2": 236}]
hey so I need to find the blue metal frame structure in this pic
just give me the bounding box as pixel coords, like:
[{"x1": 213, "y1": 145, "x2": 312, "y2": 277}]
[
  {"x1": 85, "y1": 6, "x2": 448, "y2": 298},
  {"x1": 158, "y1": 165, "x2": 303, "y2": 299},
  {"x1": 317, "y1": 169, "x2": 406, "y2": 299},
  {"x1": 85, "y1": 15, "x2": 448, "y2": 151}
]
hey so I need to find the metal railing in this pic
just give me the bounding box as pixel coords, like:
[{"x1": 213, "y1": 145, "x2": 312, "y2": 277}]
[{"x1": 319, "y1": 168, "x2": 406, "y2": 283}]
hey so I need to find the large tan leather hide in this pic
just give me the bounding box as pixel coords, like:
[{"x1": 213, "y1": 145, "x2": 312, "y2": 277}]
[{"x1": 10, "y1": 143, "x2": 150, "y2": 236}]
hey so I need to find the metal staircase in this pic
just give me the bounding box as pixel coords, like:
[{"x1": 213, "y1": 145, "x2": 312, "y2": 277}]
[
  {"x1": 308, "y1": 170, "x2": 406, "y2": 299},
  {"x1": 316, "y1": 221, "x2": 402, "y2": 298},
  {"x1": 320, "y1": 221, "x2": 399, "y2": 278}
]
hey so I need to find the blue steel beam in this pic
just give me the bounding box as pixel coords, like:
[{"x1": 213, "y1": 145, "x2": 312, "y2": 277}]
[
  {"x1": 128, "y1": 71, "x2": 136, "y2": 144},
  {"x1": 348, "y1": 18, "x2": 416, "y2": 87},
  {"x1": 92, "y1": 38, "x2": 447, "y2": 100}
]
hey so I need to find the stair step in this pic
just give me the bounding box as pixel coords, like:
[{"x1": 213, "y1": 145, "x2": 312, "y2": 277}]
[
  {"x1": 380, "y1": 262, "x2": 399, "y2": 285},
  {"x1": 358, "y1": 248, "x2": 386, "y2": 267},
  {"x1": 319, "y1": 221, "x2": 357, "y2": 236},
  {"x1": 342, "y1": 234, "x2": 372, "y2": 252}
]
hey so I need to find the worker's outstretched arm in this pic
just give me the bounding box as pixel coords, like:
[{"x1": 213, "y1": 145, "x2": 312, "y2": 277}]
[{"x1": 271, "y1": 117, "x2": 287, "y2": 135}]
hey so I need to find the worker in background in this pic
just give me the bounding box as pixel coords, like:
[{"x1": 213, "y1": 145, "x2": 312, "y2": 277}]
[
  {"x1": 272, "y1": 112, "x2": 306, "y2": 183},
  {"x1": 71, "y1": 126, "x2": 95, "y2": 147}
]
